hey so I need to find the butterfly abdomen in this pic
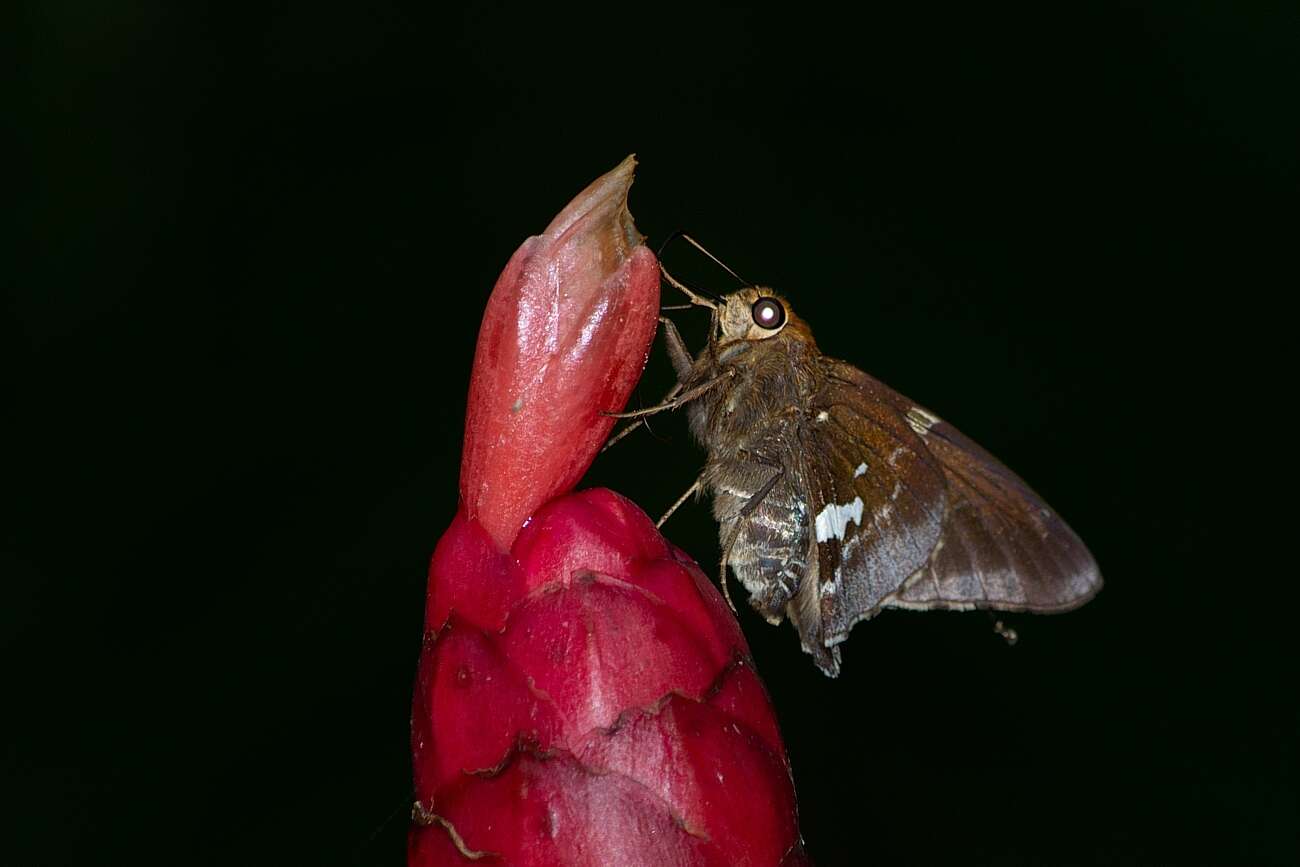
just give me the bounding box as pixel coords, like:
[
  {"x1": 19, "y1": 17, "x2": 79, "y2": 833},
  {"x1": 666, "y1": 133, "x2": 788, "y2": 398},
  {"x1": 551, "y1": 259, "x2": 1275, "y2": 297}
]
[{"x1": 706, "y1": 453, "x2": 810, "y2": 624}]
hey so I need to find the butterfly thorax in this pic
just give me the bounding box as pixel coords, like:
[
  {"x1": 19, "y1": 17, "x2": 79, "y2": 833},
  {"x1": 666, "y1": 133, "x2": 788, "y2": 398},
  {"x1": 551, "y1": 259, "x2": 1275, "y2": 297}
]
[{"x1": 683, "y1": 319, "x2": 821, "y2": 450}]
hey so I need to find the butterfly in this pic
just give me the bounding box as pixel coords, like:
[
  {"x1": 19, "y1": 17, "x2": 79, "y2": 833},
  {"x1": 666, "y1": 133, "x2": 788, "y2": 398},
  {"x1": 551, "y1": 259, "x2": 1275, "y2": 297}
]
[{"x1": 608, "y1": 238, "x2": 1102, "y2": 676}]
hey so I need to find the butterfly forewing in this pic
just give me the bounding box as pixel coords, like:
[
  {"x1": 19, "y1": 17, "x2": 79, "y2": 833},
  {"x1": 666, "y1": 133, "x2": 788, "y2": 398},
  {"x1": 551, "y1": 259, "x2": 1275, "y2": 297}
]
[{"x1": 800, "y1": 361, "x2": 948, "y2": 658}]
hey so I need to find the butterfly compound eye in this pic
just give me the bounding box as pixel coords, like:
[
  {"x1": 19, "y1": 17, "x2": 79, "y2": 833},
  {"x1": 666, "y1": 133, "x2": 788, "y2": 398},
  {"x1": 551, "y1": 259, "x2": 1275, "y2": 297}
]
[{"x1": 751, "y1": 297, "x2": 786, "y2": 330}]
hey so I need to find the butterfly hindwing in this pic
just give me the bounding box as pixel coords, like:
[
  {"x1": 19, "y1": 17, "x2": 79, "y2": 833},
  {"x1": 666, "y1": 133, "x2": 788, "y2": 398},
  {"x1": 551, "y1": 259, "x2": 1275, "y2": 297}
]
[{"x1": 886, "y1": 416, "x2": 1102, "y2": 614}]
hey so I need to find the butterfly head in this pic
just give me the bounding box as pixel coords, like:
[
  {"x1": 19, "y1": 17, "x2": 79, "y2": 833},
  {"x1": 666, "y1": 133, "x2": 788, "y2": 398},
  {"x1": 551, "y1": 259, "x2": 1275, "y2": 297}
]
[{"x1": 716, "y1": 287, "x2": 814, "y2": 349}]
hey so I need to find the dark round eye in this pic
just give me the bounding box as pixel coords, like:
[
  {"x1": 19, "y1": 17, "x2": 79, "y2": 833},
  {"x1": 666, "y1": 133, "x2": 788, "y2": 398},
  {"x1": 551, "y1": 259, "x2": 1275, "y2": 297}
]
[{"x1": 751, "y1": 297, "x2": 786, "y2": 330}]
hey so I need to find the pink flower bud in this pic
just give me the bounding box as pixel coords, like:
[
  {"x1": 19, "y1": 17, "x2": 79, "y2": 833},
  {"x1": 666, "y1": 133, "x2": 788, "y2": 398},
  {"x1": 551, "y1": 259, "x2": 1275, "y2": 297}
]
[{"x1": 459, "y1": 155, "x2": 660, "y2": 552}]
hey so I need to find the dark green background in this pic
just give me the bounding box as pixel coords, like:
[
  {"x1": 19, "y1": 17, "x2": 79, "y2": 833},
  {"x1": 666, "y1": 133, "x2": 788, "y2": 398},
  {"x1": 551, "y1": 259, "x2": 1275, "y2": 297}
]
[{"x1": 11, "y1": 3, "x2": 1295, "y2": 864}]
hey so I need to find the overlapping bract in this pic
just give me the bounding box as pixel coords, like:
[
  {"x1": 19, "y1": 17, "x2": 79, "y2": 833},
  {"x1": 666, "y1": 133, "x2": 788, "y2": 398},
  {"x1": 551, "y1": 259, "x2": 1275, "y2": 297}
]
[{"x1": 411, "y1": 491, "x2": 805, "y2": 865}]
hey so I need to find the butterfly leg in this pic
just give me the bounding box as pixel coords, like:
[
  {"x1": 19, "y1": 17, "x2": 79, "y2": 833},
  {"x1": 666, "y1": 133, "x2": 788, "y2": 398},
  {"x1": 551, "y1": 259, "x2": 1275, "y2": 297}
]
[
  {"x1": 601, "y1": 315, "x2": 699, "y2": 453},
  {"x1": 602, "y1": 370, "x2": 732, "y2": 419},
  {"x1": 657, "y1": 473, "x2": 703, "y2": 528},
  {"x1": 600, "y1": 381, "x2": 684, "y2": 453},
  {"x1": 658, "y1": 315, "x2": 695, "y2": 380}
]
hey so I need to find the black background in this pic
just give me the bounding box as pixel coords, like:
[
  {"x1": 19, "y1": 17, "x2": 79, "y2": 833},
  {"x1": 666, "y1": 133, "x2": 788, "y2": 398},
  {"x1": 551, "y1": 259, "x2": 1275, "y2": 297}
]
[{"x1": 11, "y1": 3, "x2": 1296, "y2": 865}]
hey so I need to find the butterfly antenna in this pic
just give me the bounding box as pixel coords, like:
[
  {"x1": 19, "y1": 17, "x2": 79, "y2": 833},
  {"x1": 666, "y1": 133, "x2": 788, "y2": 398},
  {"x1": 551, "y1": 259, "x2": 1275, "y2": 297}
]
[
  {"x1": 676, "y1": 232, "x2": 750, "y2": 287},
  {"x1": 655, "y1": 229, "x2": 685, "y2": 260},
  {"x1": 657, "y1": 229, "x2": 743, "y2": 304}
]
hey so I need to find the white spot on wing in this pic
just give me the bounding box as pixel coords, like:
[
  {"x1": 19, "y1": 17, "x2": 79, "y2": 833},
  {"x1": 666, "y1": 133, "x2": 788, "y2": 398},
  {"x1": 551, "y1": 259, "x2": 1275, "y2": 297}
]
[
  {"x1": 814, "y1": 496, "x2": 864, "y2": 542},
  {"x1": 816, "y1": 410, "x2": 829, "y2": 422},
  {"x1": 905, "y1": 406, "x2": 940, "y2": 435},
  {"x1": 853, "y1": 462, "x2": 867, "y2": 478}
]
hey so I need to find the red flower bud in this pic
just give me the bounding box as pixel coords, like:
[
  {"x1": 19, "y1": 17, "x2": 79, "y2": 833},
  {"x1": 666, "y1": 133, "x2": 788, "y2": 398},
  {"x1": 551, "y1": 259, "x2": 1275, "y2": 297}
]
[
  {"x1": 411, "y1": 158, "x2": 808, "y2": 866},
  {"x1": 458, "y1": 155, "x2": 660, "y2": 552}
]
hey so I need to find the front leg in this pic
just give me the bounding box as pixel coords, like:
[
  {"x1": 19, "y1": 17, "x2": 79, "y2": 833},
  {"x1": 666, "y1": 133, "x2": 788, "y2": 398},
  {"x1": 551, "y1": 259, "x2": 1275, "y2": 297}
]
[
  {"x1": 603, "y1": 370, "x2": 732, "y2": 419},
  {"x1": 600, "y1": 381, "x2": 682, "y2": 453},
  {"x1": 659, "y1": 315, "x2": 695, "y2": 381}
]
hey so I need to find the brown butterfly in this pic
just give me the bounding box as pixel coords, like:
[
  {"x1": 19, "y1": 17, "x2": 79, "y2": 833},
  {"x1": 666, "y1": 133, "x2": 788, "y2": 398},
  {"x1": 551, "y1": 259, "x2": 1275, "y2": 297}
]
[{"x1": 609, "y1": 238, "x2": 1102, "y2": 677}]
